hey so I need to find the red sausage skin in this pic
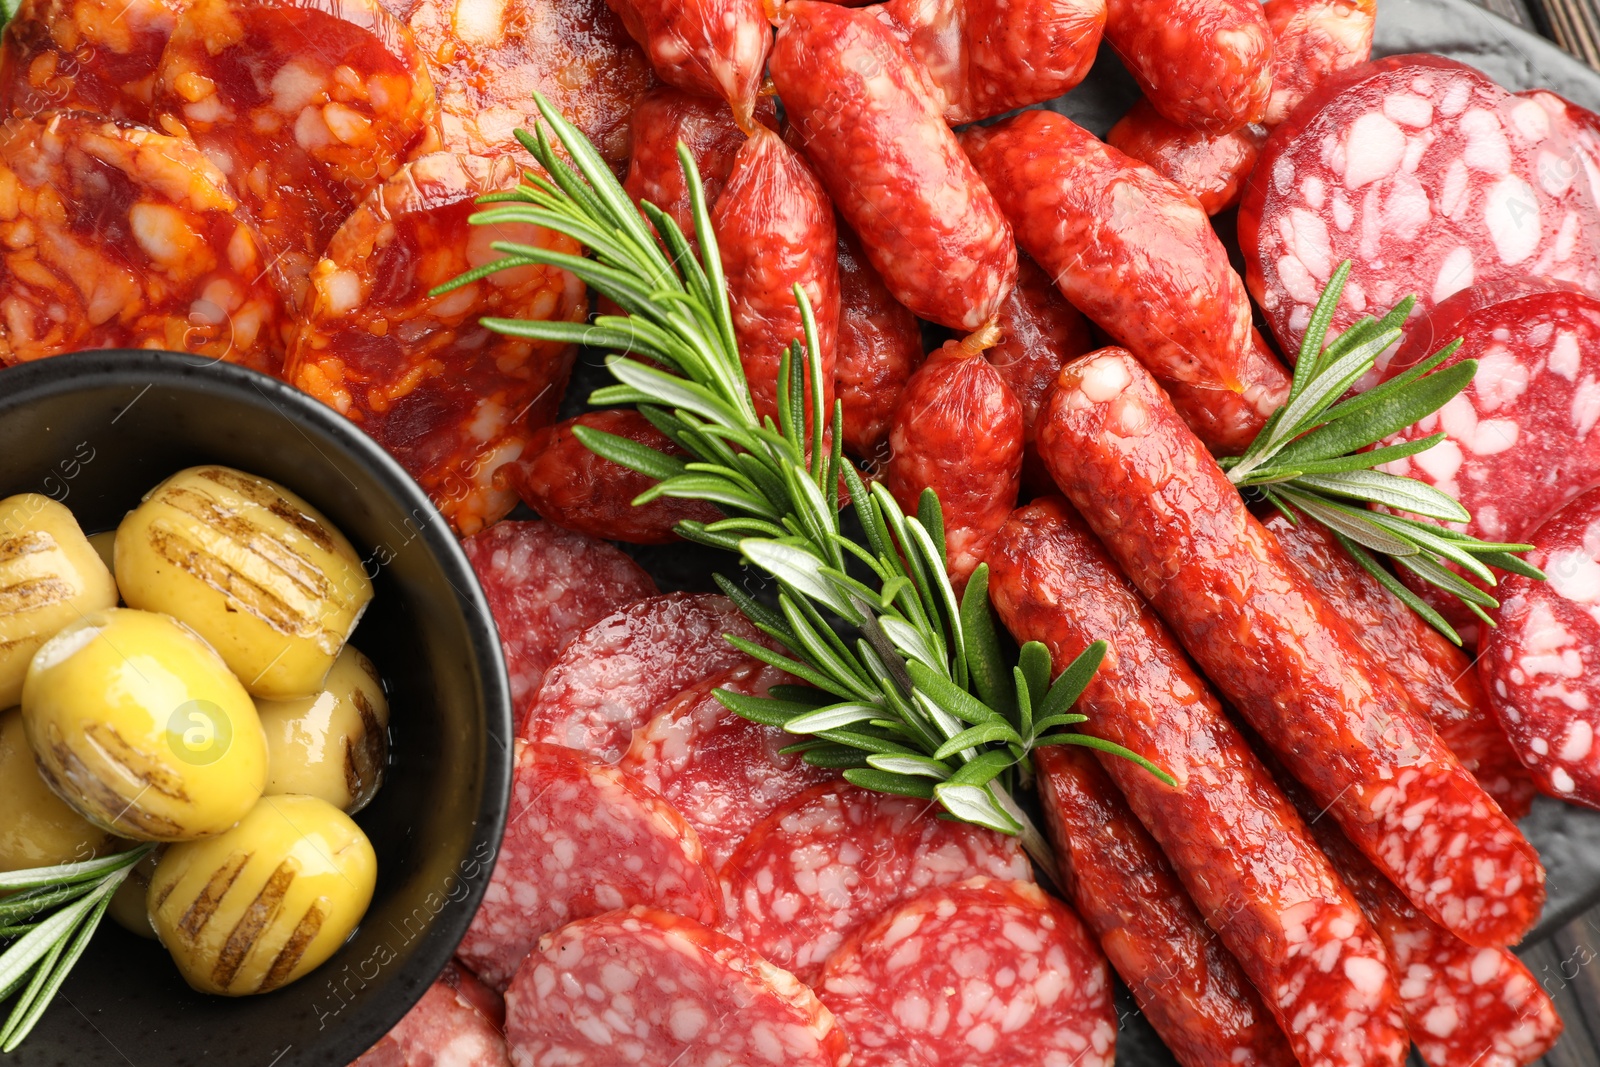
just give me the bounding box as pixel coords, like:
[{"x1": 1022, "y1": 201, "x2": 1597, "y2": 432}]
[{"x1": 1103, "y1": 0, "x2": 1273, "y2": 134}]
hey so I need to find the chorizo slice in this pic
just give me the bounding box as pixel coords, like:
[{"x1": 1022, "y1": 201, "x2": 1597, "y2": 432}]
[
  {"x1": 990, "y1": 497, "x2": 1406, "y2": 1067},
  {"x1": 1103, "y1": 0, "x2": 1272, "y2": 134},
  {"x1": 0, "y1": 111, "x2": 284, "y2": 372},
  {"x1": 1038, "y1": 348, "x2": 1545, "y2": 949},
  {"x1": 154, "y1": 0, "x2": 441, "y2": 305},
  {"x1": 0, "y1": 0, "x2": 184, "y2": 124},
  {"x1": 287, "y1": 153, "x2": 586, "y2": 535},
  {"x1": 773, "y1": 0, "x2": 1017, "y2": 332},
  {"x1": 602, "y1": 0, "x2": 769, "y2": 130},
  {"x1": 834, "y1": 224, "x2": 923, "y2": 460}
]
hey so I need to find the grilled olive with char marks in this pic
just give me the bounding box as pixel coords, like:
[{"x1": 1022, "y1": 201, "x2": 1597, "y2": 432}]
[
  {"x1": 0, "y1": 706, "x2": 117, "y2": 871},
  {"x1": 256, "y1": 645, "x2": 389, "y2": 813}
]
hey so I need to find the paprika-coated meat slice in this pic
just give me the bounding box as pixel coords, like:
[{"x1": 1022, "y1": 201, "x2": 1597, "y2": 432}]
[
  {"x1": 1107, "y1": 103, "x2": 1267, "y2": 215},
  {"x1": 287, "y1": 153, "x2": 585, "y2": 536},
  {"x1": 0, "y1": 112, "x2": 284, "y2": 372},
  {"x1": 619, "y1": 660, "x2": 834, "y2": 867},
  {"x1": 506, "y1": 908, "x2": 850, "y2": 1067},
  {"x1": 874, "y1": 0, "x2": 1104, "y2": 125},
  {"x1": 0, "y1": 0, "x2": 184, "y2": 124},
  {"x1": 773, "y1": 1, "x2": 1017, "y2": 332},
  {"x1": 1239, "y1": 55, "x2": 1600, "y2": 361},
  {"x1": 154, "y1": 0, "x2": 441, "y2": 307},
  {"x1": 1103, "y1": 0, "x2": 1273, "y2": 134},
  {"x1": 456, "y1": 743, "x2": 721, "y2": 991},
  {"x1": 834, "y1": 223, "x2": 924, "y2": 459},
  {"x1": 989, "y1": 496, "x2": 1406, "y2": 1067},
  {"x1": 405, "y1": 0, "x2": 655, "y2": 164},
  {"x1": 887, "y1": 333, "x2": 1023, "y2": 590},
  {"x1": 602, "y1": 0, "x2": 768, "y2": 130},
  {"x1": 352, "y1": 962, "x2": 510, "y2": 1067},
  {"x1": 1265, "y1": 511, "x2": 1536, "y2": 817},
  {"x1": 720, "y1": 781, "x2": 1033, "y2": 982},
  {"x1": 503, "y1": 409, "x2": 720, "y2": 546},
  {"x1": 460, "y1": 520, "x2": 657, "y2": 711},
  {"x1": 1483, "y1": 486, "x2": 1600, "y2": 808},
  {"x1": 1035, "y1": 747, "x2": 1298, "y2": 1067},
  {"x1": 521, "y1": 591, "x2": 769, "y2": 761},
  {"x1": 1038, "y1": 348, "x2": 1546, "y2": 948},
  {"x1": 817, "y1": 877, "x2": 1118, "y2": 1067},
  {"x1": 1262, "y1": 0, "x2": 1377, "y2": 127}
]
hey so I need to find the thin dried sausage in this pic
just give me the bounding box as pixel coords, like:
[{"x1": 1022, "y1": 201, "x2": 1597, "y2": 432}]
[
  {"x1": 1261, "y1": 0, "x2": 1376, "y2": 127},
  {"x1": 834, "y1": 224, "x2": 923, "y2": 459},
  {"x1": 1103, "y1": 0, "x2": 1273, "y2": 134},
  {"x1": 602, "y1": 0, "x2": 769, "y2": 130},
  {"x1": 1161, "y1": 331, "x2": 1292, "y2": 456},
  {"x1": 0, "y1": 0, "x2": 184, "y2": 123},
  {"x1": 1106, "y1": 103, "x2": 1267, "y2": 215}
]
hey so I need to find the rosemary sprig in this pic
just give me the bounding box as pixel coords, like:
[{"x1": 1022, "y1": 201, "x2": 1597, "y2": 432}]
[
  {"x1": 0, "y1": 845, "x2": 152, "y2": 1051},
  {"x1": 441, "y1": 93, "x2": 1168, "y2": 868},
  {"x1": 1219, "y1": 262, "x2": 1544, "y2": 644}
]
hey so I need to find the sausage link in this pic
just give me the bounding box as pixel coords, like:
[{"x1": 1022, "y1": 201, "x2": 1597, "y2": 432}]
[
  {"x1": 1036, "y1": 747, "x2": 1298, "y2": 1067},
  {"x1": 1106, "y1": 102, "x2": 1267, "y2": 215},
  {"x1": 773, "y1": 0, "x2": 1017, "y2": 331},
  {"x1": 991, "y1": 497, "x2": 1406, "y2": 1067},
  {"x1": 602, "y1": 0, "x2": 769, "y2": 129},
  {"x1": 886, "y1": 336, "x2": 1021, "y2": 589},
  {"x1": 1262, "y1": 0, "x2": 1376, "y2": 127},
  {"x1": 1103, "y1": 0, "x2": 1273, "y2": 134},
  {"x1": 1162, "y1": 331, "x2": 1291, "y2": 455},
  {"x1": 835, "y1": 225, "x2": 924, "y2": 459},
  {"x1": 1037, "y1": 348, "x2": 1546, "y2": 949}
]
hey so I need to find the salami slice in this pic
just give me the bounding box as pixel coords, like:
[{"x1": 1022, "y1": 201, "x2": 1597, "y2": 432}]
[
  {"x1": 154, "y1": 0, "x2": 441, "y2": 305},
  {"x1": 440, "y1": 959, "x2": 505, "y2": 1029},
  {"x1": 835, "y1": 224, "x2": 924, "y2": 459},
  {"x1": 619, "y1": 660, "x2": 834, "y2": 867},
  {"x1": 287, "y1": 153, "x2": 585, "y2": 535},
  {"x1": 1240, "y1": 55, "x2": 1600, "y2": 358},
  {"x1": 0, "y1": 0, "x2": 183, "y2": 124},
  {"x1": 460, "y1": 521, "x2": 657, "y2": 711},
  {"x1": 602, "y1": 0, "x2": 769, "y2": 129},
  {"x1": 1483, "y1": 486, "x2": 1600, "y2": 808},
  {"x1": 505, "y1": 908, "x2": 851, "y2": 1067},
  {"x1": 405, "y1": 0, "x2": 655, "y2": 163},
  {"x1": 1261, "y1": 0, "x2": 1376, "y2": 127},
  {"x1": 1107, "y1": 103, "x2": 1267, "y2": 215},
  {"x1": 1035, "y1": 748, "x2": 1298, "y2": 1067},
  {"x1": 818, "y1": 877, "x2": 1117, "y2": 1067},
  {"x1": 456, "y1": 743, "x2": 721, "y2": 991},
  {"x1": 1103, "y1": 0, "x2": 1273, "y2": 134},
  {"x1": 0, "y1": 112, "x2": 284, "y2": 372},
  {"x1": 521, "y1": 592, "x2": 768, "y2": 761},
  {"x1": 353, "y1": 963, "x2": 511, "y2": 1066},
  {"x1": 720, "y1": 781, "x2": 1033, "y2": 982},
  {"x1": 1265, "y1": 511, "x2": 1536, "y2": 817}
]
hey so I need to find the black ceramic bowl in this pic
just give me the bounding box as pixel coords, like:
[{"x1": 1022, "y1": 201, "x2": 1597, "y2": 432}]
[{"x1": 0, "y1": 351, "x2": 513, "y2": 1067}]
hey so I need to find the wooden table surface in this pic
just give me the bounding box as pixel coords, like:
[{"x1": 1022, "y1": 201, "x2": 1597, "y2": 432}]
[{"x1": 1474, "y1": 0, "x2": 1600, "y2": 66}]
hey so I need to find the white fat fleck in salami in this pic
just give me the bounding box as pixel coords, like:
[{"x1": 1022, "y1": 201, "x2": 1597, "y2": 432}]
[
  {"x1": 505, "y1": 908, "x2": 851, "y2": 1067},
  {"x1": 454, "y1": 742, "x2": 720, "y2": 991},
  {"x1": 1241, "y1": 55, "x2": 1600, "y2": 364},
  {"x1": 819, "y1": 878, "x2": 1116, "y2": 1067},
  {"x1": 721, "y1": 781, "x2": 1033, "y2": 982},
  {"x1": 351, "y1": 964, "x2": 510, "y2": 1067}
]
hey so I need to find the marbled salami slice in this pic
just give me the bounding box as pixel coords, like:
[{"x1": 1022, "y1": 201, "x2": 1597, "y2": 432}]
[
  {"x1": 460, "y1": 521, "x2": 657, "y2": 711},
  {"x1": 0, "y1": 0, "x2": 184, "y2": 123},
  {"x1": 456, "y1": 743, "x2": 720, "y2": 991},
  {"x1": 506, "y1": 908, "x2": 850, "y2": 1067},
  {"x1": 288, "y1": 153, "x2": 586, "y2": 535},
  {"x1": 521, "y1": 592, "x2": 766, "y2": 760},
  {"x1": 818, "y1": 877, "x2": 1116, "y2": 1067},
  {"x1": 721, "y1": 781, "x2": 1033, "y2": 982},
  {"x1": 353, "y1": 962, "x2": 510, "y2": 1066}
]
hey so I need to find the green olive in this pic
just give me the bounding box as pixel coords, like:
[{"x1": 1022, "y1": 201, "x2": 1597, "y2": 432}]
[
  {"x1": 22, "y1": 607, "x2": 267, "y2": 841},
  {"x1": 256, "y1": 646, "x2": 388, "y2": 814},
  {"x1": 114, "y1": 467, "x2": 374, "y2": 701},
  {"x1": 107, "y1": 848, "x2": 160, "y2": 939},
  {"x1": 0, "y1": 494, "x2": 118, "y2": 708},
  {"x1": 0, "y1": 707, "x2": 116, "y2": 871},
  {"x1": 149, "y1": 795, "x2": 376, "y2": 996}
]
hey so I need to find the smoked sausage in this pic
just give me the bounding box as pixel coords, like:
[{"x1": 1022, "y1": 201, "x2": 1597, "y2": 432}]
[
  {"x1": 834, "y1": 225, "x2": 923, "y2": 459},
  {"x1": 602, "y1": 0, "x2": 768, "y2": 130},
  {"x1": 1103, "y1": 0, "x2": 1273, "y2": 134}
]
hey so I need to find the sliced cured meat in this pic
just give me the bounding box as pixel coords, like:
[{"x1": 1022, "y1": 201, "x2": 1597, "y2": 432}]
[
  {"x1": 1483, "y1": 486, "x2": 1600, "y2": 808},
  {"x1": 1038, "y1": 349, "x2": 1546, "y2": 948},
  {"x1": 720, "y1": 781, "x2": 1032, "y2": 982},
  {"x1": 0, "y1": 0, "x2": 184, "y2": 124},
  {"x1": 834, "y1": 224, "x2": 923, "y2": 459},
  {"x1": 1240, "y1": 55, "x2": 1600, "y2": 358},
  {"x1": 713, "y1": 125, "x2": 840, "y2": 427},
  {"x1": 503, "y1": 409, "x2": 720, "y2": 545},
  {"x1": 875, "y1": 0, "x2": 1104, "y2": 125},
  {"x1": 460, "y1": 520, "x2": 657, "y2": 711},
  {"x1": 439, "y1": 959, "x2": 505, "y2": 1029},
  {"x1": 287, "y1": 153, "x2": 585, "y2": 535},
  {"x1": 0, "y1": 112, "x2": 284, "y2": 372},
  {"x1": 1265, "y1": 511, "x2": 1536, "y2": 817},
  {"x1": 406, "y1": 0, "x2": 655, "y2": 162},
  {"x1": 1163, "y1": 331, "x2": 1292, "y2": 455},
  {"x1": 1103, "y1": 0, "x2": 1273, "y2": 134},
  {"x1": 455, "y1": 743, "x2": 720, "y2": 991},
  {"x1": 1261, "y1": 0, "x2": 1376, "y2": 127},
  {"x1": 1107, "y1": 103, "x2": 1267, "y2": 215},
  {"x1": 505, "y1": 908, "x2": 850, "y2": 1067},
  {"x1": 352, "y1": 963, "x2": 510, "y2": 1066},
  {"x1": 521, "y1": 592, "x2": 768, "y2": 761},
  {"x1": 1035, "y1": 749, "x2": 1297, "y2": 1067},
  {"x1": 603, "y1": 0, "x2": 768, "y2": 129},
  {"x1": 154, "y1": 0, "x2": 441, "y2": 305},
  {"x1": 887, "y1": 335, "x2": 1023, "y2": 589},
  {"x1": 774, "y1": 1, "x2": 1018, "y2": 332},
  {"x1": 990, "y1": 497, "x2": 1406, "y2": 1067},
  {"x1": 619, "y1": 660, "x2": 834, "y2": 867},
  {"x1": 818, "y1": 877, "x2": 1117, "y2": 1067}
]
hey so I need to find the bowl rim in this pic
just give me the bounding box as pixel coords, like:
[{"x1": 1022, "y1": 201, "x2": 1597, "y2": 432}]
[{"x1": 0, "y1": 349, "x2": 514, "y2": 1063}]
